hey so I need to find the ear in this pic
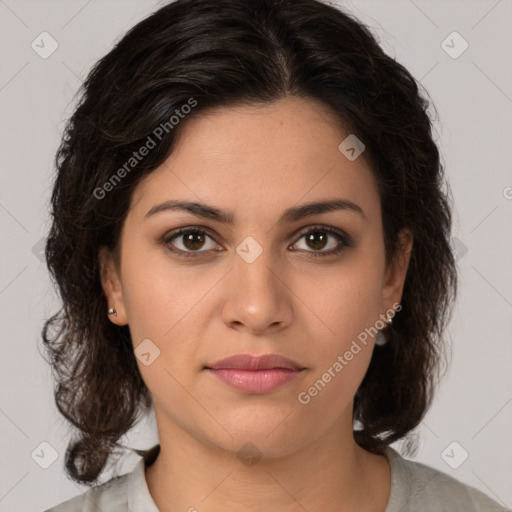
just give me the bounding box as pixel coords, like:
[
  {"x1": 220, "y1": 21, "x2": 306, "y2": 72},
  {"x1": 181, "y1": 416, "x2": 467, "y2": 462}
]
[
  {"x1": 380, "y1": 228, "x2": 413, "y2": 313},
  {"x1": 98, "y1": 246, "x2": 128, "y2": 326}
]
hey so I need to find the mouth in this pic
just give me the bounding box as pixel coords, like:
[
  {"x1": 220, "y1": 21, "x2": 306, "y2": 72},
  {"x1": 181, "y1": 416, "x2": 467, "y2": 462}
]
[{"x1": 204, "y1": 354, "x2": 306, "y2": 394}]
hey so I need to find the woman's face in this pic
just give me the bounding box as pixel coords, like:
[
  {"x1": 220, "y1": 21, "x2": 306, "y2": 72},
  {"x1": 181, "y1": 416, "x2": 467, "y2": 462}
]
[{"x1": 100, "y1": 96, "x2": 412, "y2": 458}]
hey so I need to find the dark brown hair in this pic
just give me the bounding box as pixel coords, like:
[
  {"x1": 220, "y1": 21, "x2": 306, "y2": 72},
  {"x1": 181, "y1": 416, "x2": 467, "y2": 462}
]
[{"x1": 42, "y1": 0, "x2": 457, "y2": 484}]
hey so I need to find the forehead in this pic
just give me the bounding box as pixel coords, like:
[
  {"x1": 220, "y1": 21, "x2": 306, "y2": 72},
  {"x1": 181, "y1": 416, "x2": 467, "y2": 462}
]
[{"x1": 128, "y1": 96, "x2": 380, "y2": 225}]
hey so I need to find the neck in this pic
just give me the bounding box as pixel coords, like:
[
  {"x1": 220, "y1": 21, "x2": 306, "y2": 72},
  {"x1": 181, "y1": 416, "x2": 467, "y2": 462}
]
[{"x1": 144, "y1": 413, "x2": 391, "y2": 512}]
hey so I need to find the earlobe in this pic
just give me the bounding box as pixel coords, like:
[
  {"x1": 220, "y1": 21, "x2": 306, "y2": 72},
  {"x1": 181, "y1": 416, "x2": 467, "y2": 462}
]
[{"x1": 98, "y1": 246, "x2": 128, "y2": 325}]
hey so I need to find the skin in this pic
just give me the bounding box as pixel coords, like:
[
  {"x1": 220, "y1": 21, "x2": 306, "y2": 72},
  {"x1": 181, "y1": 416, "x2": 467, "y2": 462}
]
[{"x1": 99, "y1": 96, "x2": 413, "y2": 512}]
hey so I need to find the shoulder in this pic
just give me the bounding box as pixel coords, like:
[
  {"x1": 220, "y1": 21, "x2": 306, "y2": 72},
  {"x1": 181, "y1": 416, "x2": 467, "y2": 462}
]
[
  {"x1": 43, "y1": 445, "x2": 161, "y2": 512},
  {"x1": 42, "y1": 471, "x2": 130, "y2": 512},
  {"x1": 385, "y1": 447, "x2": 511, "y2": 512}
]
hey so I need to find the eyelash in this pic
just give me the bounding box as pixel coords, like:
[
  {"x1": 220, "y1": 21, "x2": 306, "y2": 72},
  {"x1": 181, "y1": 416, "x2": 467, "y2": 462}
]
[{"x1": 161, "y1": 225, "x2": 353, "y2": 260}]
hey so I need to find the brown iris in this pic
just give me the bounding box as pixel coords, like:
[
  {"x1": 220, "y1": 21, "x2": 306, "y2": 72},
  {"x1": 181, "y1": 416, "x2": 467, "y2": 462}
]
[
  {"x1": 182, "y1": 231, "x2": 206, "y2": 250},
  {"x1": 305, "y1": 231, "x2": 328, "y2": 251}
]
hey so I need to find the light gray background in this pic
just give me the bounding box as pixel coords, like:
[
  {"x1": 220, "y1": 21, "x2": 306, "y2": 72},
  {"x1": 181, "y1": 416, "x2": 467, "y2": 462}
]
[{"x1": 1, "y1": 1, "x2": 511, "y2": 510}]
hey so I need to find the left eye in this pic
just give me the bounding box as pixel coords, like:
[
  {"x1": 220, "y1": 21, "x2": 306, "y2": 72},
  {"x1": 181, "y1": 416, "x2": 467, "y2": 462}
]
[{"x1": 290, "y1": 226, "x2": 350, "y2": 256}]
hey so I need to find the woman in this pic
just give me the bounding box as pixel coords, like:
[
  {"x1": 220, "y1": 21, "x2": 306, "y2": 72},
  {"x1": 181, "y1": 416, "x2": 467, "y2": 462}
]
[{"x1": 41, "y1": 0, "x2": 509, "y2": 510}]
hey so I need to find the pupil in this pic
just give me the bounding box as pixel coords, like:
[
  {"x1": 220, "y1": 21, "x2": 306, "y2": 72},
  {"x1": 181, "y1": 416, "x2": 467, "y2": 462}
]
[
  {"x1": 183, "y1": 232, "x2": 205, "y2": 250},
  {"x1": 307, "y1": 231, "x2": 327, "y2": 250}
]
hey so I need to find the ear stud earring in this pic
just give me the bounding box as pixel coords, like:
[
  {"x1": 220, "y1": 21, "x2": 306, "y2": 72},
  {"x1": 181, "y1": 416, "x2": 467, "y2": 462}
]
[
  {"x1": 107, "y1": 307, "x2": 117, "y2": 316},
  {"x1": 375, "y1": 312, "x2": 394, "y2": 346}
]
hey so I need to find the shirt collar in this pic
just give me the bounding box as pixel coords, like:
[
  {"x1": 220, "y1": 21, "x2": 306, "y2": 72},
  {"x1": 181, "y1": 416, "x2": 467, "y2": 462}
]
[{"x1": 127, "y1": 445, "x2": 161, "y2": 512}]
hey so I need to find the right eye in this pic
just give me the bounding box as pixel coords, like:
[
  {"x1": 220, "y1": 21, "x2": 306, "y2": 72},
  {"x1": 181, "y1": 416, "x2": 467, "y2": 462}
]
[{"x1": 163, "y1": 227, "x2": 221, "y2": 258}]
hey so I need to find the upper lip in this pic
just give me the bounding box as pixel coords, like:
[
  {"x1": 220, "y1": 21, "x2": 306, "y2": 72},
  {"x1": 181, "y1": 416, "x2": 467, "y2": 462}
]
[{"x1": 206, "y1": 354, "x2": 305, "y2": 371}]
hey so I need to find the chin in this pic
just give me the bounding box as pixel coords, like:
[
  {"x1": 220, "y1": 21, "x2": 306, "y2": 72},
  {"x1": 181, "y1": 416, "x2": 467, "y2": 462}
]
[
  {"x1": 196, "y1": 408, "x2": 314, "y2": 461},
  {"x1": 212, "y1": 430, "x2": 306, "y2": 462}
]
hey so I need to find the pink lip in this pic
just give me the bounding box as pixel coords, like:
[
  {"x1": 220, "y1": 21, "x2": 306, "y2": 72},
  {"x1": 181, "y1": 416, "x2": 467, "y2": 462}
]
[{"x1": 205, "y1": 354, "x2": 306, "y2": 394}]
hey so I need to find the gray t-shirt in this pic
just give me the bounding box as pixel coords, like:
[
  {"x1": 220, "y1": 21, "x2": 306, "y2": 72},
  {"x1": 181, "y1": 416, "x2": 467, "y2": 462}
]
[{"x1": 44, "y1": 445, "x2": 510, "y2": 511}]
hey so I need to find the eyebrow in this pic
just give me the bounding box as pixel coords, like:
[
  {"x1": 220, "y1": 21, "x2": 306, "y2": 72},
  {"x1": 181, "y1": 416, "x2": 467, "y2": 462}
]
[{"x1": 144, "y1": 198, "x2": 367, "y2": 225}]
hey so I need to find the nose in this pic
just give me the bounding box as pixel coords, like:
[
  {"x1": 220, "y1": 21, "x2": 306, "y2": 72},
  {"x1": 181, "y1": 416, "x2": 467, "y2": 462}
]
[{"x1": 220, "y1": 246, "x2": 294, "y2": 336}]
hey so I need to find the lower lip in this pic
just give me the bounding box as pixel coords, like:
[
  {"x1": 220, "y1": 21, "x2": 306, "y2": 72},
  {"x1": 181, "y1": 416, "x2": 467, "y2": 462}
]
[{"x1": 206, "y1": 368, "x2": 303, "y2": 394}]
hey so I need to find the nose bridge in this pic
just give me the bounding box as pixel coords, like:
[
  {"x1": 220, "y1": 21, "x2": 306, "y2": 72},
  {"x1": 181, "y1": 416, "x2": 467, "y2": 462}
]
[
  {"x1": 234, "y1": 236, "x2": 281, "y2": 302},
  {"x1": 222, "y1": 235, "x2": 292, "y2": 332}
]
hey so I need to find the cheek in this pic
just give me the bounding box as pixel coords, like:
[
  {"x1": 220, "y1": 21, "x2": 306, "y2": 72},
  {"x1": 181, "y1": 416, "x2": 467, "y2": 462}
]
[
  {"x1": 292, "y1": 251, "x2": 384, "y2": 412},
  {"x1": 120, "y1": 241, "x2": 210, "y2": 341},
  {"x1": 294, "y1": 347, "x2": 371, "y2": 438},
  {"x1": 295, "y1": 268, "x2": 381, "y2": 419},
  {"x1": 297, "y1": 254, "x2": 384, "y2": 350},
  {"x1": 119, "y1": 244, "x2": 219, "y2": 397}
]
